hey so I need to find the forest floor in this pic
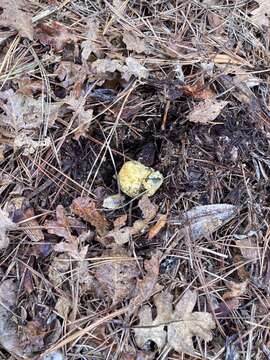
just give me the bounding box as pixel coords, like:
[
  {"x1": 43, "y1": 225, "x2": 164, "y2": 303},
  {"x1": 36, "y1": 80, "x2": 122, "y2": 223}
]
[{"x1": 1, "y1": 0, "x2": 270, "y2": 359}]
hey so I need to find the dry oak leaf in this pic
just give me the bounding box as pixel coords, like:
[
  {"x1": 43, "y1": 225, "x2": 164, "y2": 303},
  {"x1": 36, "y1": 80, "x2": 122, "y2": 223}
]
[
  {"x1": 71, "y1": 197, "x2": 109, "y2": 237},
  {"x1": 0, "y1": 0, "x2": 33, "y2": 40},
  {"x1": 135, "y1": 290, "x2": 215, "y2": 354},
  {"x1": 94, "y1": 246, "x2": 140, "y2": 304},
  {"x1": 250, "y1": 0, "x2": 270, "y2": 27},
  {"x1": 0, "y1": 89, "x2": 60, "y2": 132},
  {"x1": 187, "y1": 99, "x2": 228, "y2": 124}
]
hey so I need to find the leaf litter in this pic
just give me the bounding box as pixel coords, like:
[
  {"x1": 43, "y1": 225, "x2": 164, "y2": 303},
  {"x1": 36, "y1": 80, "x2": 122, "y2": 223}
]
[{"x1": 0, "y1": 0, "x2": 270, "y2": 358}]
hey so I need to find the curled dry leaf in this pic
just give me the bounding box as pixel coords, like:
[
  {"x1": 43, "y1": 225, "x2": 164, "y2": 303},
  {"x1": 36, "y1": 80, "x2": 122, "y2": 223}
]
[
  {"x1": 223, "y1": 280, "x2": 248, "y2": 301},
  {"x1": 135, "y1": 289, "x2": 215, "y2": 354},
  {"x1": 181, "y1": 82, "x2": 215, "y2": 100},
  {"x1": 0, "y1": 208, "x2": 15, "y2": 250},
  {"x1": 94, "y1": 246, "x2": 140, "y2": 304},
  {"x1": 175, "y1": 203, "x2": 237, "y2": 241},
  {"x1": 148, "y1": 214, "x2": 167, "y2": 240},
  {"x1": 123, "y1": 57, "x2": 149, "y2": 81},
  {"x1": 36, "y1": 21, "x2": 78, "y2": 51},
  {"x1": 48, "y1": 253, "x2": 70, "y2": 288},
  {"x1": 7, "y1": 196, "x2": 44, "y2": 242},
  {"x1": 187, "y1": 99, "x2": 228, "y2": 124},
  {"x1": 235, "y1": 237, "x2": 261, "y2": 261},
  {"x1": 71, "y1": 197, "x2": 109, "y2": 237},
  {"x1": 0, "y1": 0, "x2": 33, "y2": 40}
]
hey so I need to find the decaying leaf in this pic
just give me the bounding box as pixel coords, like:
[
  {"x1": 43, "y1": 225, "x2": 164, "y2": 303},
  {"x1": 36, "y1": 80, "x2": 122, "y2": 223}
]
[
  {"x1": 131, "y1": 251, "x2": 162, "y2": 309},
  {"x1": 235, "y1": 237, "x2": 261, "y2": 261},
  {"x1": 46, "y1": 205, "x2": 87, "y2": 259},
  {"x1": 187, "y1": 99, "x2": 228, "y2": 124},
  {"x1": 106, "y1": 195, "x2": 157, "y2": 245},
  {"x1": 71, "y1": 197, "x2": 109, "y2": 237},
  {"x1": 48, "y1": 254, "x2": 70, "y2": 288},
  {"x1": 0, "y1": 0, "x2": 33, "y2": 40},
  {"x1": 223, "y1": 280, "x2": 248, "y2": 301},
  {"x1": 123, "y1": 32, "x2": 149, "y2": 54},
  {"x1": 175, "y1": 204, "x2": 237, "y2": 241},
  {"x1": 94, "y1": 247, "x2": 140, "y2": 304},
  {"x1": 6, "y1": 196, "x2": 44, "y2": 242},
  {"x1": 0, "y1": 279, "x2": 61, "y2": 358},
  {"x1": 92, "y1": 57, "x2": 149, "y2": 82},
  {"x1": 64, "y1": 94, "x2": 93, "y2": 140},
  {"x1": 181, "y1": 82, "x2": 215, "y2": 100},
  {"x1": 13, "y1": 134, "x2": 51, "y2": 155},
  {"x1": 250, "y1": 0, "x2": 269, "y2": 27},
  {"x1": 135, "y1": 290, "x2": 215, "y2": 354},
  {"x1": 36, "y1": 21, "x2": 78, "y2": 51},
  {"x1": 0, "y1": 90, "x2": 60, "y2": 132},
  {"x1": 122, "y1": 57, "x2": 149, "y2": 81},
  {"x1": 0, "y1": 208, "x2": 15, "y2": 250},
  {"x1": 81, "y1": 20, "x2": 102, "y2": 60}
]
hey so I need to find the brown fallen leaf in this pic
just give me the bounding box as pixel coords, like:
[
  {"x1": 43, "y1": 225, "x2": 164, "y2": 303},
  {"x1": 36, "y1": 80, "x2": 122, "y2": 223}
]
[
  {"x1": 0, "y1": 208, "x2": 15, "y2": 250},
  {"x1": 7, "y1": 196, "x2": 44, "y2": 242},
  {"x1": 122, "y1": 57, "x2": 149, "y2": 81},
  {"x1": 187, "y1": 99, "x2": 228, "y2": 124},
  {"x1": 36, "y1": 21, "x2": 78, "y2": 51},
  {"x1": 123, "y1": 32, "x2": 149, "y2": 54},
  {"x1": 135, "y1": 289, "x2": 215, "y2": 354},
  {"x1": 223, "y1": 280, "x2": 248, "y2": 301},
  {"x1": 181, "y1": 83, "x2": 216, "y2": 100},
  {"x1": 250, "y1": 0, "x2": 269, "y2": 27},
  {"x1": 71, "y1": 197, "x2": 109, "y2": 237},
  {"x1": 81, "y1": 19, "x2": 102, "y2": 60},
  {"x1": 106, "y1": 196, "x2": 157, "y2": 245},
  {"x1": 148, "y1": 214, "x2": 167, "y2": 240},
  {"x1": 94, "y1": 246, "x2": 140, "y2": 304},
  {"x1": 235, "y1": 238, "x2": 261, "y2": 261},
  {"x1": 131, "y1": 251, "x2": 162, "y2": 310},
  {"x1": 0, "y1": 0, "x2": 33, "y2": 40},
  {"x1": 46, "y1": 205, "x2": 87, "y2": 260},
  {"x1": 48, "y1": 253, "x2": 70, "y2": 288}
]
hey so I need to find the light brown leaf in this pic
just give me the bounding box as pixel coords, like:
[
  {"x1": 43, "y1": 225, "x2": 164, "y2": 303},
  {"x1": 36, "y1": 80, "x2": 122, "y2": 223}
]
[
  {"x1": 167, "y1": 290, "x2": 215, "y2": 354},
  {"x1": 0, "y1": 209, "x2": 15, "y2": 250},
  {"x1": 122, "y1": 57, "x2": 149, "y2": 81},
  {"x1": 182, "y1": 83, "x2": 215, "y2": 100},
  {"x1": 123, "y1": 32, "x2": 149, "y2": 54},
  {"x1": 187, "y1": 99, "x2": 228, "y2": 124},
  {"x1": 71, "y1": 197, "x2": 109, "y2": 237},
  {"x1": 235, "y1": 238, "x2": 261, "y2": 260},
  {"x1": 45, "y1": 205, "x2": 74, "y2": 242},
  {"x1": 94, "y1": 247, "x2": 140, "y2": 304},
  {"x1": 131, "y1": 251, "x2": 162, "y2": 309},
  {"x1": 250, "y1": 0, "x2": 269, "y2": 27},
  {"x1": 0, "y1": 0, "x2": 33, "y2": 40},
  {"x1": 81, "y1": 20, "x2": 102, "y2": 60},
  {"x1": 0, "y1": 90, "x2": 60, "y2": 131},
  {"x1": 135, "y1": 289, "x2": 215, "y2": 354},
  {"x1": 223, "y1": 280, "x2": 248, "y2": 301}
]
